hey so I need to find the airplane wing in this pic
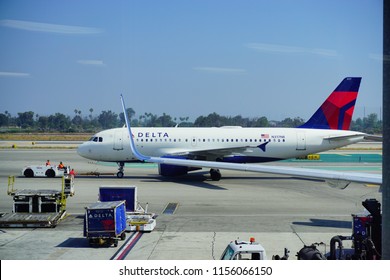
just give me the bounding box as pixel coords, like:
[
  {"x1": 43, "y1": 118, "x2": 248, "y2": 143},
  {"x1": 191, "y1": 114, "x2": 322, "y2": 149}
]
[
  {"x1": 167, "y1": 145, "x2": 260, "y2": 159},
  {"x1": 120, "y1": 95, "x2": 382, "y2": 187}
]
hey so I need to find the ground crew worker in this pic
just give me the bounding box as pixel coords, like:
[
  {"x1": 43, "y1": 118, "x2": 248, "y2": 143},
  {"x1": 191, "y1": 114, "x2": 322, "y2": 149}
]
[
  {"x1": 46, "y1": 160, "x2": 51, "y2": 166},
  {"x1": 69, "y1": 168, "x2": 76, "y2": 177},
  {"x1": 58, "y1": 161, "x2": 65, "y2": 169}
]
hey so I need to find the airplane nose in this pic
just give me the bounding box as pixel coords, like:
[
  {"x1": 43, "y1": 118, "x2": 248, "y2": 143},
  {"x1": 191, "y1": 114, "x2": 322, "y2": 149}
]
[{"x1": 77, "y1": 143, "x2": 90, "y2": 158}]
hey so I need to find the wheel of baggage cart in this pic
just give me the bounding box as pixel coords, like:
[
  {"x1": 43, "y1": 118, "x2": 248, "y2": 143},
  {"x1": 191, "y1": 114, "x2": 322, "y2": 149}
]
[
  {"x1": 24, "y1": 168, "x2": 34, "y2": 177},
  {"x1": 120, "y1": 232, "x2": 126, "y2": 240},
  {"x1": 45, "y1": 168, "x2": 55, "y2": 178}
]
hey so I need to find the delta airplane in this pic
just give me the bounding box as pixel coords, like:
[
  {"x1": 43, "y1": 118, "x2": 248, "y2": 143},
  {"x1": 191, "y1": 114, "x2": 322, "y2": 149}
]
[{"x1": 77, "y1": 77, "x2": 382, "y2": 186}]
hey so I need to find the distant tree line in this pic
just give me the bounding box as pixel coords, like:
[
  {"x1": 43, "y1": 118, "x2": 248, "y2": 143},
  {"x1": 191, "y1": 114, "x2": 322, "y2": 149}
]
[{"x1": 0, "y1": 108, "x2": 383, "y2": 134}]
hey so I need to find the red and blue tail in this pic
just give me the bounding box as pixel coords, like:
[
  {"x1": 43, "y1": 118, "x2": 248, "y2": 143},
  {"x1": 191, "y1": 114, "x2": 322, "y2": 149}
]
[{"x1": 299, "y1": 77, "x2": 361, "y2": 130}]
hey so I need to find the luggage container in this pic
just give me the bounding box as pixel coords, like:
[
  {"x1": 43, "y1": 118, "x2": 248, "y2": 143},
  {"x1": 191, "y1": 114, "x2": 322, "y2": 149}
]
[
  {"x1": 99, "y1": 186, "x2": 137, "y2": 212},
  {"x1": 84, "y1": 200, "x2": 127, "y2": 247},
  {"x1": 99, "y1": 186, "x2": 157, "y2": 232}
]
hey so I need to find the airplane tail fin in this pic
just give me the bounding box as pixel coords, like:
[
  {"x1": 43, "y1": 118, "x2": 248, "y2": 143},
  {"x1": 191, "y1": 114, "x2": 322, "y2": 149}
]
[{"x1": 299, "y1": 77, "x2": 361, "y2": 130}]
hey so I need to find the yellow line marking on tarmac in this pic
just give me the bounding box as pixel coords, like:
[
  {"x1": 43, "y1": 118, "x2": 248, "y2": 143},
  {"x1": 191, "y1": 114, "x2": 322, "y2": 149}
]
[{"x1": 365, "y1": 184, "x2": 380, "y2": 188}]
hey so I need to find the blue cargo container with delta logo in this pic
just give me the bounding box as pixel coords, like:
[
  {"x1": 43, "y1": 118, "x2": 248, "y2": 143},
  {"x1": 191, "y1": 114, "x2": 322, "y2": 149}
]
[
  {"x1": 84, "y1": 200, "x2": 127, "y2": 247},
  {"x1": 99, "y1": 186, "x2": 137, "y2": 212},
  {"x1": 98, "y1": 185, "x2": 157, "y2": 232}
]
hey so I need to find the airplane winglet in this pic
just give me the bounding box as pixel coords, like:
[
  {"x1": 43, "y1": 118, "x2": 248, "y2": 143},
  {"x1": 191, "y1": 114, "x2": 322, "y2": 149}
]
[{"x1": 120, "y1": 95, "x2": 155, "y2": 162}]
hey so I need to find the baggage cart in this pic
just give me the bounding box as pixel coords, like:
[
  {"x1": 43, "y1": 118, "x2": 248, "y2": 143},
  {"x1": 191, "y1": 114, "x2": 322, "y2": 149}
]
[{"x1": 84, "y1": 201, "x2": 127, "y2": 247}]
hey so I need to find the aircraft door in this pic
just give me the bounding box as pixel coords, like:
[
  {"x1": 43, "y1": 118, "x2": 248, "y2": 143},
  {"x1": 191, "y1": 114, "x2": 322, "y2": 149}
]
[
  {"x1": 296, "y1": 132, "x2": 306, "y2": 150},
  {"x1": 113, "y1": 130, "x2": 124, "y2": 150}
]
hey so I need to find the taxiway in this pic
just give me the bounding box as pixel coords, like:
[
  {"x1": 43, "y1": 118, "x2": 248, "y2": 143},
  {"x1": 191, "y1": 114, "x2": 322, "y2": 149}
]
[{"x1": 0, "y1": 148, "x2": 382, "y2": 260}]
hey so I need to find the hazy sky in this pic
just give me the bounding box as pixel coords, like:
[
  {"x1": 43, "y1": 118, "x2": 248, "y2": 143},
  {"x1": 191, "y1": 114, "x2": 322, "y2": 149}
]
[{"x1": 0, "y1": 0, "x2": 383, "y2": 122}]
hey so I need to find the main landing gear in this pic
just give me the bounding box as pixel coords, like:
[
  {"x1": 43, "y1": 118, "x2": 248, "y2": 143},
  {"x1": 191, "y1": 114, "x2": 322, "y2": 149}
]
[
  {"x1": 117, "y1": 162, "x2": 125, "y2": 178},
  {"x1": 116, "y1": 162, "x2": 222, "y2": 181},
  {"x1": 210, "y1": 169, "x2": 221, "y2": 181}
]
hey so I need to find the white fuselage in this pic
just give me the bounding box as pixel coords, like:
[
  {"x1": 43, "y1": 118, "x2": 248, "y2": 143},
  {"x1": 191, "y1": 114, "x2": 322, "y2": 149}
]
[{"x1": 77, "y1": 126, "x2": 365, "y2": 163}]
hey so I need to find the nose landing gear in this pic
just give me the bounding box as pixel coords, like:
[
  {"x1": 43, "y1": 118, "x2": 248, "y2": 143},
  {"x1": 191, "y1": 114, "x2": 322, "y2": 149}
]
[{"x1": 117, "y1": 162, "x2": 125, "y2": 178}]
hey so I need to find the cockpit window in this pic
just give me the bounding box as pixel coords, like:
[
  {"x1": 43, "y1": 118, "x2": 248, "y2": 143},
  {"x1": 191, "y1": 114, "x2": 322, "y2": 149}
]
[{"x1": 89, "y1": 137, "x2": 103, "y2": 142}]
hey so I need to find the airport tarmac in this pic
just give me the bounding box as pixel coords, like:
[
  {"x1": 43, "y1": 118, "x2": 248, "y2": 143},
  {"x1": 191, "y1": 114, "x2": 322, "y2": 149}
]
[{"x1": 0, "y1": 148, "x2": 382, "y2": 260}]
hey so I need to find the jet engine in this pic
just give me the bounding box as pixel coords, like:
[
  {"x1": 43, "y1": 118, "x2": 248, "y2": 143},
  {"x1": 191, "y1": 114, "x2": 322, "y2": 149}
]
[{"x1": 158, "y1": 156, "x2": 202, "y2": 177}]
